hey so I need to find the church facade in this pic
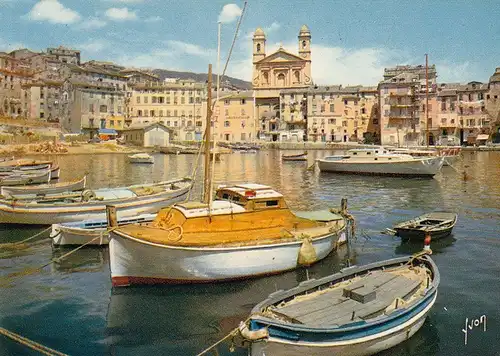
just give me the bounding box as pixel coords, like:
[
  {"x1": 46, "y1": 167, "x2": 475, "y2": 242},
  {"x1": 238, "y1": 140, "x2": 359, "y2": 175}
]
[{"x1": 252, "y1": 25, "x2": 312, "y2": 141}]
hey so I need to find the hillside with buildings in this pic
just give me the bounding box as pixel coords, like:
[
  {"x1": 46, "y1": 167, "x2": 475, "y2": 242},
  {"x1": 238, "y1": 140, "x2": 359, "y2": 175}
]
[
  {"x1": 152, "y1": 69, "x2": 251, "y2": 90},
  {"x1": 1, "y1": 33, "x2": 499, "y2": 146}
]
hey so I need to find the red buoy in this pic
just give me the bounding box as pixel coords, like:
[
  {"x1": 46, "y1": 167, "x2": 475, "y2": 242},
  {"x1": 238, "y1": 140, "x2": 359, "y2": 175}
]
[{"x1": 423, "y1": 234, "x2": 432, "y2": 254}]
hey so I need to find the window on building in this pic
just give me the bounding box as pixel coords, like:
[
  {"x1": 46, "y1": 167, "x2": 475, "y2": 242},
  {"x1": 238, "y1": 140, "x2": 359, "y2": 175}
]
[
  {"x1": 166, "y1": 110, "x2": 171, "y2": 117},
  {"x1": 256, "y1": 43, "x2": 261, "y2": 52},
  {"x1": 224, "y1": 120, "x2": 230, "y2": 127},
  {"x1": 174, "y1": 110, "x2": 178, "y2": 117},
  {"x1": 166, "y1": 96, "x2": 170, "y2": 104},
  {"x1": 320, "y1": 104, "x2": 325, "y2": 112},
  {"x1": 329, "y1": 118, "x2": 336, "y2": 124},
  {"x1": 110, "y1": 120, "x2": 115, "y2": 126},
  {"x1": 181, "y1": 97, "x2": 185, "y2": 104},
  {"x1": 181, "y1": 110, "x2": 185, "y2": 117},
  {"x1": 136, "y1": 96, "x2": 140, "y2": 103},
  {"x1": 144, "y1": 110, "x2": 148, "y2": 117},
  {"x1": 342, "y1": 121, "x2": 347, "y2": 127},
  {"x1": 159, "y1": 110, "x2": 164, "y2": 116},
  {"x1": 174, "y1": 121, "x2": 178, "y2": 126},
  {"x1": 100, "y1": 105, "x2": 107, "y2": 113},
  {"x1": 152, "y1": 96, "x2": 157, "y2": 104},
  {"x1": 150, "y1": 110, "x2": 155, "y2": 116},
  {"x1": 224, "y1": 99, "x2": 230, "y2": 105},
  {"x1": 118, "y1": 106, "x2": 122, "y2": 113},
  {"x1": 144, "y1": 97, "x2": 148, "y2": 104},
  {"x1": 39, "y1": 112, "x2": 44, "y2": 118},
  {"x1": 344, "y1": 100, "x2": 348, "y2": 105},
  {"x1": 361, "y1": 108, "x2": 366, "y2": 114},
  {"x1": 225, "y1": 109, "x2": 229, "y2": 116},
  {"x1": 138, "y1": 110, "x2": 143, "y2": 116},
  {"x1": 241, "y1": 109, "x2": 245, "y2": 116},
  {"x1": 330, "y1": 104, "x2": 334, "y2": 112}
]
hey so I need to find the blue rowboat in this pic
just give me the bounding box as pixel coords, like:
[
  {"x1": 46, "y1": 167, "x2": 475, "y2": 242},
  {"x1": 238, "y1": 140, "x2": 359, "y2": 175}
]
[{"x1": 240, "y1": 253, "x2": 439, "y2": 356}]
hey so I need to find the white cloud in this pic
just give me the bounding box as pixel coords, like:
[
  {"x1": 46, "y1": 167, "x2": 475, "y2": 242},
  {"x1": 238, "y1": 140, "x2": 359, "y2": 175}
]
[
  {"x1": 27, "y1": 0, "x2": 81, "y2": 24},
  {"x1": 77, "y1": 40, "x2": 109, "y2": 53},
  {"x1": 266, "y1": 22, "x2": 280, "y2": 33},
  {"x1": 77, "y1": 17, "x2": 107, "y2": 30},
  {"x1": 105, "y1": 7, "x2": 137, "y2": 21},
  {"x1": 166, "y1": 40, "x2": 215, "y2": 58},
  {"x1": 145, "y1": 15, "x2": 161, "y2": 23},
  {"x1": 218, "y1": 4, "x2": 242, "y2": 24}
]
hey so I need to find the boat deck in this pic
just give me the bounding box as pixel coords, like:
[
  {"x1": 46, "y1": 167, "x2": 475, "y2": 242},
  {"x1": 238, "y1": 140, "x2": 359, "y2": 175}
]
[
  {"x1": 116, "y1": 220, "x2": 339, "y2": 247},
  {"x1": 266, "y1": 266, "x2": 428, "y2": 328}
]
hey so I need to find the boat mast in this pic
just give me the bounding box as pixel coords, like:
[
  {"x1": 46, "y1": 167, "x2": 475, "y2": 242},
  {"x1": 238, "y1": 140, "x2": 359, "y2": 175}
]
[
  {"x1": 208, "y1": 22, "x2": 222, "y2": 211},
  {"x1": 203, "y1": 64, "x2": 213, "y2": 203},
  {"x1": 425, "y1": 53, "x2": 429, "y2": 148}
]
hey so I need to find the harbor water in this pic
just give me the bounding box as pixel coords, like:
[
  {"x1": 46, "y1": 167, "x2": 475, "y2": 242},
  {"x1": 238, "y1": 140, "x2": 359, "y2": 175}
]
[{"x1": 0, "y1": 150, "x2": 499, "y2": 356}]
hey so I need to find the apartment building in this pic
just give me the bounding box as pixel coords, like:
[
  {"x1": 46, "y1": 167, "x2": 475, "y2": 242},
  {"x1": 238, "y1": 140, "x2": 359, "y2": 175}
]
[
  {"x1": 0, "y1": 52, "x2": 33, "y2": 118},
  {"x1": 127, "y1": 79, "x2": 206, "y2": 141},
  {"x1": 21, "y1": 79, "x2": 64, "y2": 121},
  {"x1": 378, "y1": 65, "x2": 438, "y2": 146},
  {"x1": 213, "y1": 91, "x2": 255, "y2": 142}
]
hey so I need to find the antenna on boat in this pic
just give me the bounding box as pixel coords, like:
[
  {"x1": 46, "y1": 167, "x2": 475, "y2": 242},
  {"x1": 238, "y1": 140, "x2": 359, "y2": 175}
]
[
  {"x1": 205, "y1": 1, "x2": 247, "y2": 210},
  {"x1": 425, "y1": 54, "x2": 429, "y2": 148},
  {"x1": 208, "y1": 21, "x2": 222, "y2": 213},
  {"x1": 203, "y1": 64, "x2": 213, "y2": 204}
]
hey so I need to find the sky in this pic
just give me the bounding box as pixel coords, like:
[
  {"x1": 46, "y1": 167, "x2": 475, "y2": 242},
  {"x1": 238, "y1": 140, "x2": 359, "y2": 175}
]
[{"x1": 0, "y1": 0, "x2": 498, "y2": 86}]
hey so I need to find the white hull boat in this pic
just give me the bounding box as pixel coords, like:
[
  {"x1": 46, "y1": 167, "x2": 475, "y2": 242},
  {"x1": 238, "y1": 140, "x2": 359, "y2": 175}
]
[
  {"x1": 110, "y1": 225, "x2": 342, "y2": 286},
  {"x1": 1, "y1": 176, "x2": 86, "y2": 197},
  {"x1": 108, "y1": 183, "x2": 351, "y2": 287},
  {"x1": 317, "y1": 149, "x2": 444, "y2": 177},
  {"x1": 128, "y1": 153, "x2": 154, "y2": 164},
  {"x1": 0, "y1": 169, "x2": 51, "y2": 186},
  {"x1": 0, "y1": 178, "x2": 192, "y2": 224},
  {"x1": 51, "y1": 213, "x2": 156, "y2": 246}
]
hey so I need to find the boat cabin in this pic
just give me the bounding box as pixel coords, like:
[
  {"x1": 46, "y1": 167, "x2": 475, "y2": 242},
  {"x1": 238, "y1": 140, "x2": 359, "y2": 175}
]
[
  {"x1": 347, "y1": 148, "x2": 389, "y2": 156},
  {"x1": 215, "y1": 183, "x2": 288, "y2": 211}
]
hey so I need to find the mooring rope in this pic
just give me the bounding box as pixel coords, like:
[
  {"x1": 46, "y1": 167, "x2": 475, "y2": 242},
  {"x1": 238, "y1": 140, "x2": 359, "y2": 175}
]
[
  {"x1": 195, "y1": 316, "x2": 252, "y2": 356},
  {"x1": 0, "y1": 327, "x2": 68, "y2": 356}
]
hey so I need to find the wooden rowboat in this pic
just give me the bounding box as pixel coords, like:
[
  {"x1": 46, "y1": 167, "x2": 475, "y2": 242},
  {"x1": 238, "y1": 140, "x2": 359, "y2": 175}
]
[
  {"x1": 0, "y1": 169, "x2": 51, "y2": 186},
  {"x1": 393, "y1": 212, "x2": 457, "y2": 240},
  {"x1": 240, "y1": 252, "x2": 439, "y2": 356},
  {"x1": 0, "y1": 177, "x2": 192, "y2": 225},
  {"x1": 282, "y1": 151, "x2": 307, "y2": 161},
  {"x1": 1, "y1": 176, "x2": 87, "y2": 197}
]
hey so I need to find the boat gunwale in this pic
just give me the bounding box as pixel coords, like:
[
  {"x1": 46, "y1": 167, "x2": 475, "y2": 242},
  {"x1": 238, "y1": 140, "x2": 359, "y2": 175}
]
[{"x1": 249, "y1": 255, "x2": 439, "y2": 333}]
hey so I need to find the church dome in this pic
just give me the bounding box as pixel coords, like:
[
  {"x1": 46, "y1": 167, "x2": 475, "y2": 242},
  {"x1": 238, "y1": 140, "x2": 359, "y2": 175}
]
[
  {"x1": 299, "y1": 25, "x2": 311, "y2": 35},
  {"x1": 253, "y1": 27, "x2": 266, "y2": 38}
]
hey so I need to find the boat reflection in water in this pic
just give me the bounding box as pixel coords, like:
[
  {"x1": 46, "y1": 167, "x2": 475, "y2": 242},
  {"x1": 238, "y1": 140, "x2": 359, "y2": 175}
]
[
  {"x1": 50, "y1": 246, "x2": 109, "y2": 273},
  {"x1": 395, "y1": 236, "x2": 456, "y2": 256},
  {"x1": 105, "y1": 248, "x2": 355, "y2": 355}
]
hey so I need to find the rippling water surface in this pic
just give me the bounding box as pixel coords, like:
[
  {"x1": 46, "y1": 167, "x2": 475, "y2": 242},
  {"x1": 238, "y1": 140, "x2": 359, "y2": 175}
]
[{"x1": 0, "y1": 150, "x2": 499, "y2": 356}]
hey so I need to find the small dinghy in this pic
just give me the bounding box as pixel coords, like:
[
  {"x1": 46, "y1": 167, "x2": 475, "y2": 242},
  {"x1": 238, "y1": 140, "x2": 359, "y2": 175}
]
[
  {"x1": 393, "y1": 212, "x2": 457, "y2": 240},
  {"x1": 282, "y1": 152, "x2": 307, "y2": 162},
  {"x1": 1, "y1": 176, "x2": 87, "y2": 197},
  {"x1": 239, "y1": 246, "x2": 439, "y2": 356},
  {"x1": 128, "y1": 153, "x2": 154, "y2": 164}
]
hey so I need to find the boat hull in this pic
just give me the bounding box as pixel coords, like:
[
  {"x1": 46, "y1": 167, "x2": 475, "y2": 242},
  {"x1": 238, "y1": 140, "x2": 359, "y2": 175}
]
[
  {"x1": 52, "y1": 226, "x2": 109, "y2": 246},
  {"x1": 0, "y1": 182, "x2": 190, "y2": 225},
  {"x1": 1, "y1": 176, "x2": 86, "y2": 197},
  {"x1": 109, "y1": 228, "x2": 344, "y2": 287},
  {"x1": 317, "y1": 157, "x2": 444, "y2": 177},
  {"x1": 250, "y1": 293, "x2": 436, "y2": 356},
  {"x1": 395, "y1": 226, "x2": 453, "y2": 240}
]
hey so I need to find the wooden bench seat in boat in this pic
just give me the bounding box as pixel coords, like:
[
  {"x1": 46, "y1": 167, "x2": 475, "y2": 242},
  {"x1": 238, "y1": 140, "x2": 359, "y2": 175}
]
[{"x1": 270, "y1": 269, "x2": 425, "y2": 328}]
